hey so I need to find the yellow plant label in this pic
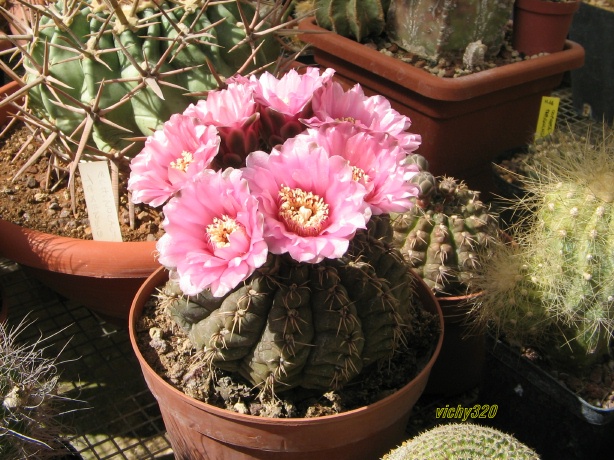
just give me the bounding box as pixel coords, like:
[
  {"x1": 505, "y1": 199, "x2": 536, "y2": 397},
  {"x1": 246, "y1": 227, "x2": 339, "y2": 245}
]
[
  {"x1": 78, "y1": 161, "x2": 123, "y2": 242},
  {"x1": 535, "y1": 96, "x2": 560, "y2": 139}
]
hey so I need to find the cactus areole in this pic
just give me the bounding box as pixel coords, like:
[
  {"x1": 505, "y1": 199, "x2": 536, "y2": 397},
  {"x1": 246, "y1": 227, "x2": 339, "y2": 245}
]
[{"x1": 4, "y1": 0, "x2": 283, "y2": 172}]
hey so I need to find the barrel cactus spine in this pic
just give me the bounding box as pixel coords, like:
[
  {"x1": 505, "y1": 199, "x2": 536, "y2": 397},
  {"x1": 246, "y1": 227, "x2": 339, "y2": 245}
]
[
  {"x1": 390, "y1": 155, "x2": 502, "y2": 296},
  {"x1": 0, "y1": 0, "x2": 296, "y2": 215}
]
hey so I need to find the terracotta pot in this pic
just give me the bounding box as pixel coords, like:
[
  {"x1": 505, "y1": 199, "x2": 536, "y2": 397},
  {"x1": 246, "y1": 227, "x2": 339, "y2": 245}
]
[
  {"x1": 298, "y1": 17, "x2": 584, "y2": 196},
  {"x1": 424, "y1": 292, "x2": 485, "y2": 396},
  {"x1": 0, "y1": 81, "x2": 159, "y2": 325},
  {"x1": 129, "y1": 266, "x2": 444, "y2": 460},
  {"x1": 512, "y1": 0, "x2": 581, "y2": 56}
]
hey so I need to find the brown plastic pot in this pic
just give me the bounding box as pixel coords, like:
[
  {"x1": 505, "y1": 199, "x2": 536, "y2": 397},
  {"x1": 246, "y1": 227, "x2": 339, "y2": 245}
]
[
  {"x1": 0, "y1": 81, "x2": 159, "y2": 325},
  {"x1": 512, "y1": 0, "x2": 580, "y2": 56},
  {"x1": 424, "y1": 292, "x2": 485, "y2": 396},
  {"x1": 298, "y1": 17, "x2": 584, "y2": 196},
  {"x1": 129, "y1": 266, "x2": 444, "y2": 460}
]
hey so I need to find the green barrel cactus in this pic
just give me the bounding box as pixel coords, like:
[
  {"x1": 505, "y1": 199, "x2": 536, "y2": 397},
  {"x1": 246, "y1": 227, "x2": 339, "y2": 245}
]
[
  {"x1": 382, "y1": 423, "x2": 540, "y2": 459},
  {"x1": 474, "y1": 126, "x2": 614, "y2": 370},
  {"x1": 159, "y1": 216, "x2": 426, "y2": 393},
  {"x1": 0, "y1": 0, "x2": 289, "y2": 202},
  {"x1": 390, "y1": 157, "x2": 501, "y2": 295},
  {"x1": 314, "y1": 0, "x2": 390, "y2": 42}
]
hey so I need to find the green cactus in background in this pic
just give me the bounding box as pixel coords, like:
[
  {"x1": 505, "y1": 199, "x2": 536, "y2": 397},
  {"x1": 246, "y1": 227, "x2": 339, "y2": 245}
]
[
  {"x1": 473, "y1": 126, "x2": 614, "y2": 370},
  {"x1": 0, "y1": 0, "x2": 295, "y2": 211},
  {"x1": 386, "y1": 0, "x2": 515, "y2": 63},
  {"x1": 313, "y1": 0, "x2": 390, "y2": 42},
  {"x1": 382, "y1": 423, "x2": 540, "y2": 459},
  {"x1": 1, "y1": 318, "x2": 78, "y2": 458},
  {"x1": 390, "y1": 155, "x2": 501, "y2": 296},
  {"x1": 159, "y1": 216, "x2": 433, "y2": 394}
]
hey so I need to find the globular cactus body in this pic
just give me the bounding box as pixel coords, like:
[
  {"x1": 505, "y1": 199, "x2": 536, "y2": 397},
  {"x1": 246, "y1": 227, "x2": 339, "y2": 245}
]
[
  {"x1": 382, "y1": 423, "x2": 540, "y2": 459},
  {"x1": 162, "y1": 217, "x2": 418, "y2": 393},
  {"x1": 391, "y1": 167, "x2": 500, "y2": 295},
  {"x1": 475, "y1": 128, "x2": 614, "y2": 369}
]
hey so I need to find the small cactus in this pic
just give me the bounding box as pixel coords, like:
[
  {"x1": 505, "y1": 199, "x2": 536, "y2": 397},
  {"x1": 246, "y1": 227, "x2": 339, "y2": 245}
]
[
  {"x1": 158, "y1": 216, "x2": 429, "y2": 394},
  {"x1": 1, "y1": 318, "x2": 77, "y2": 458},
  {"x1": 474, "y1": 125, "x2": 614, "y2": 370},
  {"x1": 391, "y1": 155, "x2": 501, "y2": 296},
  {"x1": 313, "y1": 0, "x2": 390, "y2": 42},
  {"x1": 0, "y1": 0, "x2": 295, "y2": 213},
  {"x1": 382, "y1": 423, "x2": 540, "y2": 459}
]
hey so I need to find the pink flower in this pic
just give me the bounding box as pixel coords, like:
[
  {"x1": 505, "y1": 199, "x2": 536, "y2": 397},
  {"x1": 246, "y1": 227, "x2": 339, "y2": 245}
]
[
  {"x1": 299, "y1": 125, "x2": 421, "y2": 214},
  {"x1": 183, "y1": 82, "x2": 260, "y2": 168},
  {"x1": 304, "y1": 81, "x2": 422, "y2": 153},
  {"x1": 128, "y1": 114, "x2": 220, "y2": 207},
  {"x1": 156, "y1": 169, "x2": 268, "y2": 297},
  {"x1": 242, "y1": 138, "x2": 370, "y2": 263},
  {"x1": 248, "y1": 67, "x2": 335, "y2": 147}
]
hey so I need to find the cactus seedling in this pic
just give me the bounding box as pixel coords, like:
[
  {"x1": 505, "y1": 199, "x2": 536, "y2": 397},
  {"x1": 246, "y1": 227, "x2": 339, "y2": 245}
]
[
  {"x1": 0, "y1": 0, "x2": 296, "y2": 217},
  {"x1": 473, "y1": 125, "x2": 614, "y2": 370}
]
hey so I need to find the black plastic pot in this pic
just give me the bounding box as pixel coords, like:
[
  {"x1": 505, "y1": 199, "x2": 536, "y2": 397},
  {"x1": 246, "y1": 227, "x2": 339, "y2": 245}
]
[
  {"x1": 569, "y1": 2, "x2": 614, "y2": 124},
  {"x1": 479, "y1": 334, "x2": 614, "y2": 460}
]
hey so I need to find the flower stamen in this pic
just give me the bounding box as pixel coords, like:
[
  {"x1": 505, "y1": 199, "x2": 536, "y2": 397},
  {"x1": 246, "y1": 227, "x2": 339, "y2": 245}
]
[
  {"x1": 170, "y1": 151, "x2": 194, "y2": 172},
  {"x1": 352, "y1": 165, "x2": 369, "y2": 183},
  {"x1": 278, "y1": 185, "x2": 329, "y2": 236},
  {"x1": 207, "y1": 215, "x2": 242, "y2": 248}
]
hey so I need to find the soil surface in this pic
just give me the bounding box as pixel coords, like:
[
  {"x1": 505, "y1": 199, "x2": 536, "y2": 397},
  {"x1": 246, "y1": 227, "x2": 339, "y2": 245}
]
[
  {"x1": 0, "y1": 124, "x2": 164, "y2": 242},
  {"x1": 133, "y1": 281, "x2": 440, "y2": 418}
]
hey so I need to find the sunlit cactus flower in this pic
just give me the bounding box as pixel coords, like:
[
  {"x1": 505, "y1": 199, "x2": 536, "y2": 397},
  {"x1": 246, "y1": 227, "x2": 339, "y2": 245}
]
[
  {"x1": 243, "y1": 137, "x2": 370, "y2": 263},
  {"x1": 305, "y1": 81, "x2": 422, "y2": 153},
  {"x1": 156, "y1": 169, "x2": 267, "y2": 297},
  {"x1": 183, "y1": 82, "x2": 260, "y2": 168},
  {"x1": 128, "y1": 114, "x2": 220, "y2": 207},
  {"x1": 298, "y1": 124, "x2": 421, "y2": 215},
  {"x1": 247, "y1": 67, "x2": 336, "y2": 146}
]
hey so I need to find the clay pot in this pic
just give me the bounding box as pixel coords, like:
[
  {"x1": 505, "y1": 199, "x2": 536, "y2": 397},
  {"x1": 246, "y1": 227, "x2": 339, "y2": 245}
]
[
  {"x1": 512, "y1": 0, "x2": 581, "y2": 56},
  {"x1": 129, "y1": 266, "x2": 444, "y2": 460},
  {"x1": 424, "y1": 292, "x2": 486, "y2": 396},
  {"x1": 299, "y1": 17, "x2": 584, "y2": 196},
  {"x1": 0, "y1": 81, "x2": 159, "y2": 325}
]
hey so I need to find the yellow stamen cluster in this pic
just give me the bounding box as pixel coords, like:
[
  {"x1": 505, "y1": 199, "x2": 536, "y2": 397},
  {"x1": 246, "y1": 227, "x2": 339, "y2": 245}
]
[
  {"x1": 207, "y1": 215, "x2": 241, "y2": 248},
  {"x1": 278, "y1": 186, "x2": 329, "y2": 236},
  {"x1": 170, "y1": 151, "x2": 194, "y2": 172},
  {"x1": 352, "y1": 165, "x2": 369, "y2": 183}
]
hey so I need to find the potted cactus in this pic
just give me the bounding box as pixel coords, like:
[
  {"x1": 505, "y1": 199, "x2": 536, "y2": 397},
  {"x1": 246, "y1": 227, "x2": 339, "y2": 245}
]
[
  {"x1": 390, "y1": 155, "x2": 503, "y2": 395},
  {"x1": 127, "y1": 66, "x2": 443, "y2": 458},
  {"x1": 0, "y1": 0, "x2": 298, "y2": 323},
  {"x1": 473, "y1": 125, "x2": 614, "y2": 458},
  {"x1": 297, "y1": 0, "x2": 584, "y2": 195},
  {"x1": 1, "y1": 317, "x2": 81, "y2": 458}
]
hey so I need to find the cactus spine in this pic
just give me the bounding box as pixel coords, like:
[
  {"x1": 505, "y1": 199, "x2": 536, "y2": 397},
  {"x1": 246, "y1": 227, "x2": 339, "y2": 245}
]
[
  {"x1": 474, "y1": 127, "x2": 614, "y2": 370},
  {"x1": 159, "y1": 216, "x2": 427, "y2": 394},
  {"x1": 1, "y1": 318, "x2": 77, "y2": 458},
  {"x1": 382, "y1": 423, "x2": 540, "y2": 459},
  {"x1": 0, "y1": 0, "x2": 293, "y2": 209},
  {"x1": 391, "y1": 156, "x2": 501, "y2": 295}
]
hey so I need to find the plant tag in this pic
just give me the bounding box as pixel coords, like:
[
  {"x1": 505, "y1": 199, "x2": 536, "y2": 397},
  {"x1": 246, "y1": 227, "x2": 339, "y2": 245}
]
[
  {"x1": 78, "y1": 161, "x2": 123, "y2": 242},
  {"x1": 535, "y1": 96, "x2": 560, "y2": 139}
]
